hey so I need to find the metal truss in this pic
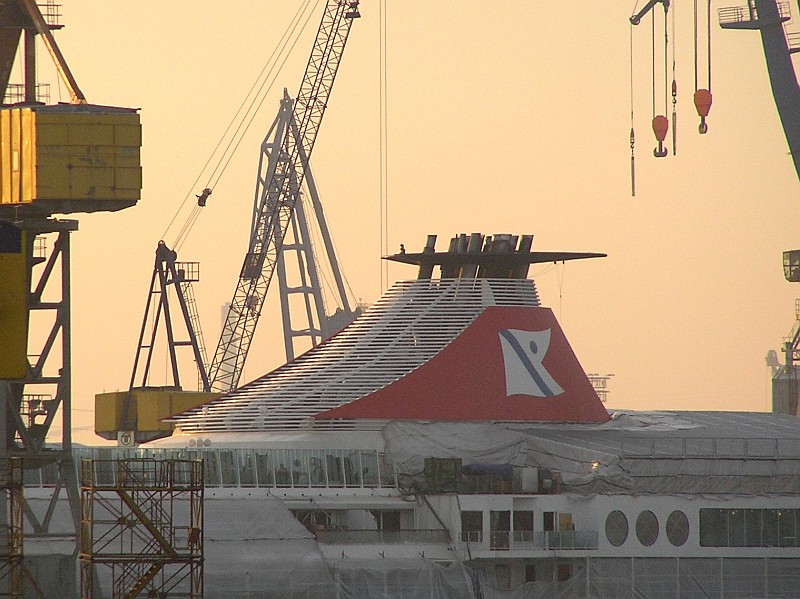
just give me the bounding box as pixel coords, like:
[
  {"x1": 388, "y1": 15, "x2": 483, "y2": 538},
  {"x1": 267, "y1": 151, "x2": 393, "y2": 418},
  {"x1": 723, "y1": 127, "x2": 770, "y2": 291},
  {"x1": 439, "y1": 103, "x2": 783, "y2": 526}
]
[
  {"x1": 0, "y1": 219, "x2": 80, "y2": 549},
  {"x1": 79, "y1": 458, "x2": 203, "y2": 599},
  {"x1": 207, "y1": 0, "x2": 360, "y2": 392},
  {"x1": 0, "y1": 458, "x2": 43, "y2": 599},
  {"x1": 128, "y1": 241, "x2": 210, "y2": 403}
]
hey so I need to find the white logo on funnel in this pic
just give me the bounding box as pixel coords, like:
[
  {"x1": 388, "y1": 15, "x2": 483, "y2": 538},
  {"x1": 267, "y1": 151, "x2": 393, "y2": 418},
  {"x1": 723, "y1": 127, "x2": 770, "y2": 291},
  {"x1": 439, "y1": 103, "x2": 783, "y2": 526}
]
[{"x1": 499, "y1": 328, "x2": 564, "y2": 397}]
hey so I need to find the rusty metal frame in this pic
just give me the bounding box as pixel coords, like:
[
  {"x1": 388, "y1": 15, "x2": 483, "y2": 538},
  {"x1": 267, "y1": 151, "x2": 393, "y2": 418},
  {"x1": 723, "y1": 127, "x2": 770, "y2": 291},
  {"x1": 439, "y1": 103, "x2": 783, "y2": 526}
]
[{"x1": 79, "y1": 458, "x2": 203, "y2": 599}]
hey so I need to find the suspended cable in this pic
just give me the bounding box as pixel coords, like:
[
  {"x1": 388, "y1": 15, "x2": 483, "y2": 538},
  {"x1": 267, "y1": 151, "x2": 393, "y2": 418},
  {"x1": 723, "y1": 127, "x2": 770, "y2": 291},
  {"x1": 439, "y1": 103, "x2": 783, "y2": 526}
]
[
  {"x1": 693, "y1": 0, "x2": 713, "y2": 133},
  {"x1": 379, "y1": 0, "x2": 388, "y2": 293},
  {"x1": 693, "y1": 0, "x2": 699, "y2": 91},
  {"x1": 651, "y1": 11, "x2": 656, "y2": 118},
  {"x1": 671, "y1": 1, "x2": 677, "y2": 155},
  {"x1": 651, "y1": 4, "x2": 669, "y2": 158},
  {"x1": 630, "y1": 22, "x2": 636, "y2": 197},
  {"x1": 161, "y1": 0, "x2": 319, "y2": 246},
  {"x1": 206, "y1": 0, "x2": 320, "y2": 189},
  {"x1": 707, "y1": 0, "x2": 712, "y2": 92},
  {"x1": 663, "y1": 8, "x2": 668, "y2": 117}
]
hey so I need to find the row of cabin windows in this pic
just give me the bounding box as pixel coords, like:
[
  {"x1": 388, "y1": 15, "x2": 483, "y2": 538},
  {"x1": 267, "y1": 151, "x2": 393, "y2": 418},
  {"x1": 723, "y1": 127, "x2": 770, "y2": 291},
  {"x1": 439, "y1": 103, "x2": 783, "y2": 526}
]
[
  {"x1": 700, "y1": 508, "x2": 800, "y2": 548},
  {"x1": 463, "y1": 508, "x2": 800, "y2": 549},
  {"x1": 73, "y1": 448, "x2": 392, "y2": 489},
  {"x1": 462, "y1": 511, "x2": 572, "y2": 532},
  {"x1": 461, "y1": 510, "x2": 573, "y2": 546}
]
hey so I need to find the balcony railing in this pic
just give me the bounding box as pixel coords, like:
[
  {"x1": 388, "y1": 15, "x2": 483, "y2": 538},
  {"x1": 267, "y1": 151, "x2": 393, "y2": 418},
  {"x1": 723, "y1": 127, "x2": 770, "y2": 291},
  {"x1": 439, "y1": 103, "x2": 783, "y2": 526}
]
[
  {"x1": 465, "y1": 530, "x2": 598, "y2": 551},
  {"x1": 461, "y1": 530, "x2": 483, "y2": 543},
  {"x1": 317, "y1": 529, "x2": 450, "y2": 544}
]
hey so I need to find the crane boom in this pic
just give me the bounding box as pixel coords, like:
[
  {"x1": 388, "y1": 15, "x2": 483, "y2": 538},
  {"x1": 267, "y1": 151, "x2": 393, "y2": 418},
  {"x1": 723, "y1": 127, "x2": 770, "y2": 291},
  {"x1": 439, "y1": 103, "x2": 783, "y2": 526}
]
[
  {"x1": 719, "y1": 0, "x2": 800, "y2": 182},
  {"x1": 207, "y1": 0, "x2": 360, "y2": 393}
]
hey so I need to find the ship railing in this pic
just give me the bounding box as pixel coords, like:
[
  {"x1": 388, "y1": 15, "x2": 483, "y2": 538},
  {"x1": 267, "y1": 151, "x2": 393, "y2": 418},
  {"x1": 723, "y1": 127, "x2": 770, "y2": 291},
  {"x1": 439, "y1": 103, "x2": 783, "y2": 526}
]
[
  {"x1": 469, "y1": 530, "x2": 598, "y2": 551},
  {"x1": 316, "y1": 529, "x2": 450, "y2": 544},
  {"x1": 41, "y1": 447, "x2": 400, "y2": 491},
  {"x1": 718, "y1": 2, "x2": 790, "y2": 25},
  {"x1": 620, "y1": 436, "x2": 800, "y2": 460},
  {"x1": 460, "y1": 530, "x2": 483, "y2": 543},
  {"x1": 79, "y1": 457, "x2": 202, "y2": 490}
]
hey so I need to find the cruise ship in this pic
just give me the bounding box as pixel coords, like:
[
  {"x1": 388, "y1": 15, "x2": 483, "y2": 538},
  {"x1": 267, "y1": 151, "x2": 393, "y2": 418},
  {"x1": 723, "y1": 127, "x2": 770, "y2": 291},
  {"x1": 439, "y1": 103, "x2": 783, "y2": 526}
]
[{"x1": 25, "y1": 232, "x2": 800, "y2": 598}]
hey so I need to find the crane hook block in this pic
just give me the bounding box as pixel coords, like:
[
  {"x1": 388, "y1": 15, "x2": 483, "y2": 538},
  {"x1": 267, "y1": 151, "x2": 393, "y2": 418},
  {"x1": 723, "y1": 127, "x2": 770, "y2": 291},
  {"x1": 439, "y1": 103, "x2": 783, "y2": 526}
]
[
  {"x1": 196, "y1": 188, "x2": 213, "y2": 207},
  {"x1": 652, "y1": 115, "x2": 669, "y2": 157},
  {"x1": 693, "y1": 89, "x2": 712, "y2": 134}
]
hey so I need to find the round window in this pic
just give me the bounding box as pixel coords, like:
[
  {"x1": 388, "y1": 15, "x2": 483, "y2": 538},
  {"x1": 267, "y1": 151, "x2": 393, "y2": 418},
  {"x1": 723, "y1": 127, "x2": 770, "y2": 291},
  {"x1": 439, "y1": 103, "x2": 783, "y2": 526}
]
[
  {"x1": 666, "y1": 510, "x2": 689, "y2": 546},
  {"x1": 636, "y1": 510, "x2": 659, "y2": 546},
  {"x1": 605, "y1": 510, "x2": 628, "y2": 547}
]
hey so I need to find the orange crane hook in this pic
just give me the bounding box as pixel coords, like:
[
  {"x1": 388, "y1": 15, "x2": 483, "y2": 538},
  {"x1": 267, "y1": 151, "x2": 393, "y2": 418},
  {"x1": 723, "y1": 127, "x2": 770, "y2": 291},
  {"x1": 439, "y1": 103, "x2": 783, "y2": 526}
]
[
  {"x1": 694, "y1": 89, "x2": 712, "y2": 134},
  {"x1": 652, "y1": 115, "x2": 669, "y2": 157}
]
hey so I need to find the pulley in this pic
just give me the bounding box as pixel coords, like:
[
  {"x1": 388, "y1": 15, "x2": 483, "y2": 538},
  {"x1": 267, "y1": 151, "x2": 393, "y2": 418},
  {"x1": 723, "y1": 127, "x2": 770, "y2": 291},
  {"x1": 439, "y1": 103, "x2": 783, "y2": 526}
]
[
  {"x1": 652, "y1": 115, "x2": 669, "y2": 157},
  {"x1": 693, "y1": 88, "x2": 712, "y2": 134}
]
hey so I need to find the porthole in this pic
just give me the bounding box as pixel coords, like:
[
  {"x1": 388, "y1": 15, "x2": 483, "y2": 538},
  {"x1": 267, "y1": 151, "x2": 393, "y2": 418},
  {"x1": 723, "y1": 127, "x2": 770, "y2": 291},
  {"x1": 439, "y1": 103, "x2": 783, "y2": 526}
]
[
  {"x1": 605, "y1": 510, "x2": 628, "y2": 546},
  {"x1": 636, "y1": 510, "x2": 659, "y2": 546},
  {"x1": 666, "y1": 510, "x2": 689, "y2": 546}
]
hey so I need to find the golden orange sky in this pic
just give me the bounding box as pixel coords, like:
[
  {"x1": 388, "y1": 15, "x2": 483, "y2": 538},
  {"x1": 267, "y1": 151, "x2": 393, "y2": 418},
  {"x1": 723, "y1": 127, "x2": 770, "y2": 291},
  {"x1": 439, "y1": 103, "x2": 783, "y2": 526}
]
[{"x1": 14, "y1": 1, "x2": 799, "y2": 443}]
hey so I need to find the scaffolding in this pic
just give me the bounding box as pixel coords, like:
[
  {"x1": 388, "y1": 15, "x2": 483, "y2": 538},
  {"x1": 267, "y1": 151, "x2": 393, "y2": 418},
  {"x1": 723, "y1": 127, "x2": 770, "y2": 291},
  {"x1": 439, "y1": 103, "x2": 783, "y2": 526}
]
[
  {"x1": 0, "y1": 458, "x2": 42, "y2": 599},
  {"x1": 79, "y1": 458, "x2": 203, "y2": 599},
  {"x1": 0, "y1": 459, "x2": 22, "y2": 598}
]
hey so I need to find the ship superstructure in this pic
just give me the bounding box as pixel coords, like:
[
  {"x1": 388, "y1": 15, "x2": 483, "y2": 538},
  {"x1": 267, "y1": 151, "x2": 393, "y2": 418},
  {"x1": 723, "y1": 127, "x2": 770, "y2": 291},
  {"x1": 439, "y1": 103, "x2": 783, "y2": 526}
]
[{"x1": 19, "y1": 233, "x2": 800, "y2": 598}]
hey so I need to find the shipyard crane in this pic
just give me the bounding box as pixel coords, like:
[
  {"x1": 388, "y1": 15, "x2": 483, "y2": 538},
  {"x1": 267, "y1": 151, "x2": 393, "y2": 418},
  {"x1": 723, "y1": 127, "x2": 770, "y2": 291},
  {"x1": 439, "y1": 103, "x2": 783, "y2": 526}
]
[
  {"x1": 123, "y1": 0, "x2": 361, "y2": 418},
  {"x1": 207, "y1": 0, "x2": 361, "y2": 393},
  {"x1": 630, "y1": 0, "x2": 800, "y2": 179},
  {"x1": 630, "y1": 2, "x2": 800, "y2": 412}
]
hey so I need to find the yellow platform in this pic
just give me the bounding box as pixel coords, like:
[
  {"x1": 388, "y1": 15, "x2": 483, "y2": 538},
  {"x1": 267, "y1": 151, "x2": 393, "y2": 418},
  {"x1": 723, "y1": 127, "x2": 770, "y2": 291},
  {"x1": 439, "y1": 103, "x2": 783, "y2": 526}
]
[
  {"x1": 95, "y1": 389, "x2": 220, "y2": 443},
  {"x1": 0, "y1": 222, "x2": 28, "y2": 379},
  {"x1": 0, "y1": 104, "x2": 141, "y2": 215}
]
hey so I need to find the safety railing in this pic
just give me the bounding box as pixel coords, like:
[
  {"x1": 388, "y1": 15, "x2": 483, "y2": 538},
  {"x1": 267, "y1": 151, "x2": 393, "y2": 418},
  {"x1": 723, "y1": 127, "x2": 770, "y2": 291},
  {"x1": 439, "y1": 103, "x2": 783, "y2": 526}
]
[
  {"x1": 31, "y1": 447, "x2": 399, "y2": 491},
  {"x1": 718, "y1": 1, "x2": 790, "y2": 25},
  {"x1": 620, "y1": 437, "x2": 800, "y2": 460},
  {"x1": 316, "y1": 529, "x2": 450, "y2": 545},
  {"x1": 465, "y1": 530, "x2": 598, "y2": 551}
]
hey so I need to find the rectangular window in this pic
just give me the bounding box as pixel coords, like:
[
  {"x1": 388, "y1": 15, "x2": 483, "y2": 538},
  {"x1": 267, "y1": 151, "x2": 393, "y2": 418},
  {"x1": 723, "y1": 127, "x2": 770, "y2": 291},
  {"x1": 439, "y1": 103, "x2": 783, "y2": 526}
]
[
  {"x1": 490, "y1": 510, "x2": 510, "y2": 550},
  {"x1": 730, "y1": 509, "x2": 746, "y2": 547},
  {"x1": 525, "y1": 563, "x2": 536, "y2": 583},
  {"x1": 779, "y1": 509, "x2": 797, "y2": 547},
  {"x1": 371, "y1": 510, "x2": 401, "y2": 532},
  {"x1": 543, "y1": 512, "x2": 556, "y2": 532},
  {"x1": 203, "y1": 451, "x2": 220, "y2": 487},
  {"x1": 699, "y1": 508, "x2": 727, "y2": 547},
  {"x1": 308, "y1": 451, "x2": 326, "y2": 486},
  {"x1": 764, "y1": 509, "x2": 780, "y2": 547},
  {"x1": 239, "y1": 450, "x2": 256, "y2": 487},
  {"x1": 360, "y1": 451, "x2": 380, "y2": 486},
  {"x1": 514, "y1": 510, "x2": 534, "y2": 542},
  {"x1": 461, "y1": 511, "x2": 483, "y2": 542},
  {"x1": 289, "y1": 450, "x2": 309, "y2": 487},
  {"x1": 219, "y1": 450, "x2": 238, "y2": 487},
  {"x1": 255, "y1": 451, "x2": 274, "y2": 487},
  {"x1": 701, "y1": 508, "x2": 799, "y2": 548},
  {"x1": 745, "y1": 509, "x2": 762, "y2": 547}
]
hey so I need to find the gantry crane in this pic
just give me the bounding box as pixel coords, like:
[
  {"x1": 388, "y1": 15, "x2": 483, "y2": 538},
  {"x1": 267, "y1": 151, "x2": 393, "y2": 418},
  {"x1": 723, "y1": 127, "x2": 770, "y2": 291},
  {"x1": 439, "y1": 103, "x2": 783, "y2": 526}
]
[
  {"x1": 717, "y1": 0, "x2": 800, "y2": 180},
  {"x1": 0, "y1": 1, "x2": 143, "y2": 594},
  {"x1": 711, "y1": 1, "x2": 800, "y2": 412}
]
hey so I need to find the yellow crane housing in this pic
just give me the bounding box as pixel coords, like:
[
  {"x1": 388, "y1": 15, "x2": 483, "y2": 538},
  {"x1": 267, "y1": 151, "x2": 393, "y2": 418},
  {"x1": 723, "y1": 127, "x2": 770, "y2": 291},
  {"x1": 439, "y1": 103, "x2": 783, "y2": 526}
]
[{"x1": 0, "y1": 103, "x2": 141, "y2": 215}]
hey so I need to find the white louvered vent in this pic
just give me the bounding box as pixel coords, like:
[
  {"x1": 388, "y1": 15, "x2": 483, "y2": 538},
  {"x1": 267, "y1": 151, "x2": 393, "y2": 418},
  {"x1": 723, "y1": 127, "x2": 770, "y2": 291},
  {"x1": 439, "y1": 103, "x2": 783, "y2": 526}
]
[{"x1": 170, "y1": 278, "x2": 539, "y2": 433}]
